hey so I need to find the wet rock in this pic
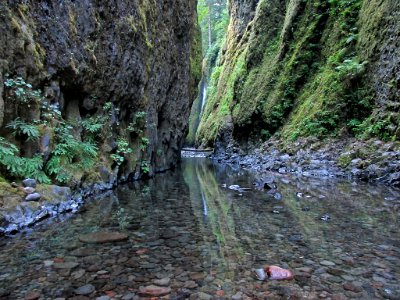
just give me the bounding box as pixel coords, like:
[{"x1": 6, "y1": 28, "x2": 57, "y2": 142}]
[
  {"x1": 121, "y1": 293, "x2": 136, "y2": 300},
  {"x1": 254, "y1": 268, "x2": 267, "y2": 280},
  {"x1": 189, "y1": 272, "x2": 205, "y2": 281},
  {"x1": 153, "y1": 277, "x2": 171, "y2": 286},
  {"x1": 343, "y1": 282, "x2": 362, "y2": 293},
  {"x1": 23, "y1": 179, "x2": 37, "y2": 188},
  {"x1": 96, "y1": 296, "x2": 110, "y2": 300},
  {"x1": 25, "y1": 193, "x2": 41, "y2": 202},
  {"x1": 71, "y1": 269, "x2": 86, "y2": 280},
  {"x1": 75, "y1": 284, "x2": 95, "y2": 295},
  {"x1": 138, "y1": 285, "x2": 171, "y2": 297},
  {"x1": 320, "y1": 260, "x2": 335, "y2": 267},
  {"x1": 70, "y1": 297, "x2": 90, "y2": 300},
  {"x1": 53, "y1": 262, "x2": 79, "y2": 269},
  {"x1": 23, "y1": 187, "x2": 36, "y2": 194},
  {"x1": 78, "y1": 232, "x2": 128, "y2": 244},
  {"x1": 380, "y1": 287, "x2": 400, "y2": 300},
  {"x1": 232, "y1": 292, "x2": 243, "y2": 300},
  {"x1": 195, "y1": 292, "x2": 213, "y2": 300},
  {"x1": 184, "y1": 280, "x2": 198, "y2": 289},
  {"x1": 254, "y1": 177, "x2": 276, "y2": 190},
  {"x1": 34, "y1": 209, "x2": 49, "y2": 221},
  {"x1": 70, "y1": 248, "x2": 96, "y2": 257},
  {"x1": 5, "y1": 223, "x2": 18, "y2": 234},
  {"x1": 320, "y1": 214, "x2": 331, "y2": 221},
  {"x1": 43, "y1": 260, "x2": 54, "y2": 267},
  {"x1": 264, "y1": 265, "x2": 294, "y2": 280},
  {"x1": 25, "y1": 291, "x2": 41, "y2": 300}
]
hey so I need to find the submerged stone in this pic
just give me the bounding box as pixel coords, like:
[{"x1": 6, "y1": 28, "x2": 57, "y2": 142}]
[
  {"x1": 264, "y1": 265, "x2": 294, "y2": 280},
  {"x1": 78, "y1": 232, "x2": 128, "y2": 244},
  {"x1": 53, "y1": 262, "x2": 79, "y2": 269},
  {"x1": 24, "y1": 291, "x2": 40, "y2": 300},
  {"x1": 75, "y1": 284, "x2": 95, "y2": 295},
  {"x1": 138, "y1": 285, "x2": 171, "y2": 297}
]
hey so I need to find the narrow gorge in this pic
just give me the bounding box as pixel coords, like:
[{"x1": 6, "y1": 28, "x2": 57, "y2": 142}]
[{"x1": 0, "y1": 0, "x2": 400, "y2": 299}]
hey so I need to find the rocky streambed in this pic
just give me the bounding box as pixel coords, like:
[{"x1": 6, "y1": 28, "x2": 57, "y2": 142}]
[
  {"x1": 0, "y1": 157, "x2": 399, "y2": 299},
  {"x1": 213, "y1": 137, "x2": 400, "y2": 187}
]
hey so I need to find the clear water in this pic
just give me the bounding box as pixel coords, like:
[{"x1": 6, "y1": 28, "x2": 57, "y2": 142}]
[{"x1": 0, "y1": 158, "x2": 399, "y2": 299}]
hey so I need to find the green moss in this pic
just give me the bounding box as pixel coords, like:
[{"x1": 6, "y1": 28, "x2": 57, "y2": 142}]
[
  {"x1": 126, "y1": 15, "x2": 138, "y2": 33},
  {"x1": 337, "y1": 154, "x2": 353, "y2": 168},
  {"x1": 68, "y1": 8, "x2": 78, "y2": 36},
  {"x1": 197, "y1": 47, "x2": 247, "y2": 145},
  {"x1": 0, "y1": 182, "x2": 24, "y2": 197},
  {"x1": 197, "y1": 0, "x2": 396, "y2": 145}
]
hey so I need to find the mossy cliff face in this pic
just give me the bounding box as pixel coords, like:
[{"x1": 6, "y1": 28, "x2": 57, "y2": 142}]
[
  {"x1": 0, "y1": 0, "x2": 201, "y2": 183},
  {"x1": 197, "y1": 0, "x2": 400, "y2": 149}
]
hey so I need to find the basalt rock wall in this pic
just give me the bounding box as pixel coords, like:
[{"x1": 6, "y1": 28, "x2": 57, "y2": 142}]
[
  {"x1": 197, "y1": 0, "x2": 400, "y2": 150},
  {"x1": 0, "y1": 0, "x2": 201, "y2": 183}
]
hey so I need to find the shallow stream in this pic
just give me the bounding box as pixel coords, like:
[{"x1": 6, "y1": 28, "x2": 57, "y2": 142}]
[{"x1": 0, "y1": 158, "x2": 399, "y2": 299}]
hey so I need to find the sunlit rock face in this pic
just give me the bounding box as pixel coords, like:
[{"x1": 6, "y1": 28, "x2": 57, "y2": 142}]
[
  {"x1": 0, "y1": 0, "x2": 201, "y2": 180},
  {"x1": 198, "y1": 0, "x2": 400, "y2": 149}
]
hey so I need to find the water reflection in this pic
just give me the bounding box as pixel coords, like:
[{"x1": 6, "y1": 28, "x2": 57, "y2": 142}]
[
  {"x1": 0, "y1": 158, "x2": 399, "y2": 299},
  {"x1": 182, "y1": 158, "x2": 400, "y2": 298}
]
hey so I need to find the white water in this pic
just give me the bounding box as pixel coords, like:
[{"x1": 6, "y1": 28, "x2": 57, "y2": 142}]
[{"x1": 200, "y1": 82, "x2": 207, "y2": 116}]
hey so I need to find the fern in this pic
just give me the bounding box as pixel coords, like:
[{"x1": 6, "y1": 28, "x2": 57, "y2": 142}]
[
  {"x1": 6, "y1": 118, "x2": 40, "y2": 141},
  {"x1": 81, "y1": 116, "x2": 105, "y2": 141},
  {"x1": 0, "y1": 137, "x2": 19, "y2": 157},
  {"x1": 45, "y1": 124, "x2": 98, "y2": 183},
  {"x1": 4, "y1": 77, "x2": 43, "y2": 104},
  {"x1": 0, "y1": 138, "x2": 50, "y2": 183}
]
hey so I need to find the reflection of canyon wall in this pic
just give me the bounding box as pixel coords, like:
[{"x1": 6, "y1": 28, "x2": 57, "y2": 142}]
[
  {"x1": 183, "y1": 158, "x2": 245, "y2": 277},
  {"x1": 184, "y1": 159, "x2": 399, "y2": 268}
]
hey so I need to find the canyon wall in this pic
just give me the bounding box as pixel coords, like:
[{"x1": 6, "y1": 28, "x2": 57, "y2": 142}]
[
  {"x1": 197, "y1": 0, "x2": 400, "y2": 149},
  {"x1": 0, "y1": 0, "x2": 201, "y2": 184}
]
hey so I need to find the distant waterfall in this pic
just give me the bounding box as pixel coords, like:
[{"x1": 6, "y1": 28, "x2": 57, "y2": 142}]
[
  {"x1": 185, "y1": 76, "x2": 208, "y2": 147},
  {"x1": 200, "y1": 80, "x2": 207, "y2": 116}
]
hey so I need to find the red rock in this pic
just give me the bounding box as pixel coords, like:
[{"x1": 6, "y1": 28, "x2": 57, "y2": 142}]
[
  {"x1": 139, "y1": 285, "x2": 171, "y2": 297},
  {"x1": 216, "y1": 290, "x2": 225, "y2": 296},
  {"x1": 25, "y1": 291, "x2": 40, "y2": 300},
  {"x1": 53, "y1": 257, "x2": 64, "y2": 263},
  {"x1": 136, "y1": 248, "x2": 148, "y2": 255},
  {"x1": 264, "y1": 265, "x2": 294, "y2": 280},
  {"x1": 343, "y1": 282, "x2": 362, "y2": 293},
  {"x1": 105, "y1": 291, "x2": 116, "y2": 297}
]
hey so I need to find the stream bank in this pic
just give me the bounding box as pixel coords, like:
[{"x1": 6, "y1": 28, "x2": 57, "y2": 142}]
[
  {"x1": 0, "y1": 178, "x2": 116, "y2": 236},
  {"x1": 212, "y1": 136, "x2": 400, "y2": 187}
]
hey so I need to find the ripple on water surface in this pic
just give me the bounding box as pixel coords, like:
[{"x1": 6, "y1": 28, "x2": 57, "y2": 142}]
[{"x1": 0, "y1": 158, "x2": 399, "y2": 299}]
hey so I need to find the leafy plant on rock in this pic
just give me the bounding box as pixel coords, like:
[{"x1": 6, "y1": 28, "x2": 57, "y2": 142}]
[
  {"x1": 0, "y1": 137, "x2": 50, "y2": 183},
  {"x1": 110, "y1": 138, "x2": 133, "y2": 166},
  {"x1": 46, "y1": 124, "x2": 98, "y2": 183},
  {"x1": 6, "y1": 118, "x2": 40, "y2": 141}
]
